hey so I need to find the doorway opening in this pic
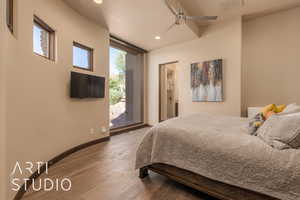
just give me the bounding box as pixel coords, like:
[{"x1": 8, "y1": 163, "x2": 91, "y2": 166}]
[
  {"x1": 159, "y1": 62, "x2": 179, "y2": 122},
  {"x1": 109, "y1": 38, "x2": 145, "y2": 129}
]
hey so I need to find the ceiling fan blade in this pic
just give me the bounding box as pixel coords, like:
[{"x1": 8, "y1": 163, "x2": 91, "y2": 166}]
[
  {"x1": 186, "y1": 16, "x2": 218, "y2": 20},
  {"x1": 164, "y1": 0, "x2": 178, "y2": 16}
]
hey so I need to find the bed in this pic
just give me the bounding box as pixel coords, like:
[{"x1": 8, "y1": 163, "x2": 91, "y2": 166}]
[{"x1": 135, "y1": 113, "x2": 300, "y2": 200}]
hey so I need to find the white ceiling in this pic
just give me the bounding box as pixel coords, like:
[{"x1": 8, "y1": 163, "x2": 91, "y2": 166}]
[
  {"x1": 183, "y1": 0, "x2": 300, "y2": 22},
  {"x1": 63, "y1": 0, "x2": 300, "y2": 51}
]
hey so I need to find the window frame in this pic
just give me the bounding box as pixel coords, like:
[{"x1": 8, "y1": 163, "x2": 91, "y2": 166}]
[
  {"x1": 33, "y1": 15, "x2": 55, "y2": 61},
  {"x1": 6, "y1": 0, "x2": 13, "y2": 33},
  {"x1": 73, "y1": 42, "x2": 94, "y2": 72},
  {"x1": 109, "y1": 37, "x2": 146, "y2": 131}
]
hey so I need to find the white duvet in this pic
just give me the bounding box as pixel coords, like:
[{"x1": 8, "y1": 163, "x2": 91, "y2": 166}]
[{"x1": 136, "y1": 113, "x2": 300, "y2": 200}]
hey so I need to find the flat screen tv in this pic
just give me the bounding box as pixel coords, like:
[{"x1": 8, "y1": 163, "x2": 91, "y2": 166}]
[{"x1": 70, "y1": 72, "x2": 105, "y2": 98}]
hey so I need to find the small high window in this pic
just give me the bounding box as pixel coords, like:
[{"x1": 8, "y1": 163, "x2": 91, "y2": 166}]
[
  {"x1": 73, "y1": 42, "x2": 93, "y2": 71},
  {"x1": 33, "y1": 16, "x2": 55, "y2": 60}
]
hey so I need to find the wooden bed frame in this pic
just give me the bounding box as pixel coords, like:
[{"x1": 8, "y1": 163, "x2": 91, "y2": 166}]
[{"x1": 139, "y1": 164, "x2": 279, "y2": 200}]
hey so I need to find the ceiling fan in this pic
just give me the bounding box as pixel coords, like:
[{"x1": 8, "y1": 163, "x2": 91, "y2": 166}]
[{"x1": 164, "y1": 0, "x2": 218, "y2": 32}]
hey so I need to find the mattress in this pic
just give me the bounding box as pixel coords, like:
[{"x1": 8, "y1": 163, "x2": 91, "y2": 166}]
[{"x1": 135, "y1": 113, "x2": 300, "y2": 200}]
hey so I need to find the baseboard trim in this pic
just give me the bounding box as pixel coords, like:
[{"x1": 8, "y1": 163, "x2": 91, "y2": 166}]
[
  {"x1": 110, "y1": 124, "x2": 151, "y2": 136},
  {"x1": 13, "y1": 136, "x2": 110, "y2": 200}
]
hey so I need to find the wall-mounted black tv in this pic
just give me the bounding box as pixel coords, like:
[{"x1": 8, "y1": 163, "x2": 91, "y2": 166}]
[{"x1": 70, "y1": 72, "x2": 105, "y2": 98}]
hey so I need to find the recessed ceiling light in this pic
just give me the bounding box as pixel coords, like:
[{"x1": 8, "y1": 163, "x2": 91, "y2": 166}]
[
  {"x1": 94, "y1": 0, "x2": 103, "y2": 4},
  {"x1": 155, "y1": 36, "x2": 161, "y2": 40}
]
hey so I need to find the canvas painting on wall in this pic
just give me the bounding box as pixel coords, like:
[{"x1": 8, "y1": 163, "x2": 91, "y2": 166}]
[{"x1": 191, "y1": 59, "x2": 223, "y2": 102}]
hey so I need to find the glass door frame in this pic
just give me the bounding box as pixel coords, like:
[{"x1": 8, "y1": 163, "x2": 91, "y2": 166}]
[{"x1": 109, "y1": 35, "x2": 147, "y2": 131}]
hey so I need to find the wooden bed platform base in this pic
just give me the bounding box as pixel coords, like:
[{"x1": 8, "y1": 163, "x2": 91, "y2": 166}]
[{"x1": 139, "y1": 164, "x2": 279, "y2": 200}]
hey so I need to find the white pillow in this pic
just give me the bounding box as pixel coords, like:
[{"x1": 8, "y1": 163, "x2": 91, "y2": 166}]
[
  {"x1": 280, "y1": 103, "x2": 300, "y2": 115},
  {"x1": 257, "y1": 113, "x2": 300, "y2": 150}
]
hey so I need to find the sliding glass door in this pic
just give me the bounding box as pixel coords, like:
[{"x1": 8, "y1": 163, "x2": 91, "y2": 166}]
[{"x1": 109, "y1": 40, "x2": 144, "y2": 129}]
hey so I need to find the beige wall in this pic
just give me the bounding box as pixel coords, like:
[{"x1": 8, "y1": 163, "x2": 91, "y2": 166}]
[
  {"x1": 0, "y1": 0, "x2": 7, "y2": 199},
  {"x1": 242, "y1": 7, "x2": 300, "y2": 116},
  {"x1": 147, "y1": 17, "x2": 242, "y2": 125},
  {"x1": 2, "y1": 0, "x2": 109, "y2": 199}
]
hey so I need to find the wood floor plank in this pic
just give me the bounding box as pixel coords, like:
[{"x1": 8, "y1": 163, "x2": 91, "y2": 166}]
[{"x1": 23, "y1": 128, "x2": 217, "y2": 200}]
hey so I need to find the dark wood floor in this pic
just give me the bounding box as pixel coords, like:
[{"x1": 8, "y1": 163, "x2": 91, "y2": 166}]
[{"x1": 23, "y1": 128, "x2": 218, "y2": 200}]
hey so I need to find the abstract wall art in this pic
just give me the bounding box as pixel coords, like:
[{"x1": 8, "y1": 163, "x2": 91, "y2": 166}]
[{"x1": 191, "y1": 59, "x2": 223, "y2": 102}]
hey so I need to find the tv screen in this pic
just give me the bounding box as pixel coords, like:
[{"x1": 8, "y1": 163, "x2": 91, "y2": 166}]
[{"x1": 70, "y1": 72, "x2": 105, "y2": 98}]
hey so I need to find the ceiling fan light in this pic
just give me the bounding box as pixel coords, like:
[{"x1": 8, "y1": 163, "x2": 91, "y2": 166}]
[
  {"x1": 155, "y1": 36, "x2": 161, "y2": 40},
  {"x1": 94, "y1": 0, "x2": 103, "y2": 4}
]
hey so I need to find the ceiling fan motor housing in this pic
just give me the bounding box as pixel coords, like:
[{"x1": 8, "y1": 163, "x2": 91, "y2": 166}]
[{"x1": 176, "y1": 12, "x2": 186, "y2": 24}]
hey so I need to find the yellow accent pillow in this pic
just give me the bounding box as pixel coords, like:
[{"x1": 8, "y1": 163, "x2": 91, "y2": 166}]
[
  {"x1": 261, "y1": 104, "x2": 286, "y2": 118},
  {"x1": 275, "y1": 104, "x2": 286, "y2": 113},
  {"x1": 261, "y1": 104, "x2": 276, "y2": 118},
  {"x1": 265, "y1": 111, "x2": 276, "y2": 119},
  {"x1": 254, "y1": 121, "x2": 262, "y2": 127}
]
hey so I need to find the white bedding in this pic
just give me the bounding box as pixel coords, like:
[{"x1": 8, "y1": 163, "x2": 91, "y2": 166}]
[{"x1": 135, "y1": 113, "x2": 300, "y2": 200}]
